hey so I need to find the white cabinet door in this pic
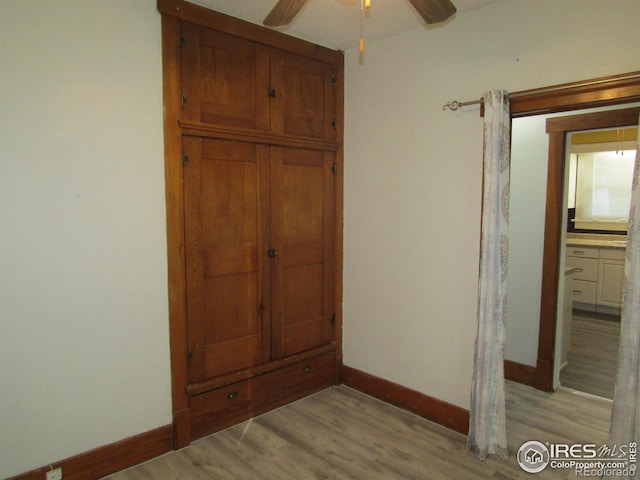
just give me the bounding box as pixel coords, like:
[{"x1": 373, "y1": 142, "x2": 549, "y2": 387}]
[{"x1": 596, "y1": 259, "x2": 625, "y2": 308}]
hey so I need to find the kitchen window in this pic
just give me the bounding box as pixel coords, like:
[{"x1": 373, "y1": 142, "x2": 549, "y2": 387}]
[{"x1": 568, "y1": 133, "x2": 637, "y2": 232}]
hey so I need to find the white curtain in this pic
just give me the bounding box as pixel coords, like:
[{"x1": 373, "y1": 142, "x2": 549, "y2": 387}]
[
  {"x1": 467, "y1": 90, "x2": 510, "y2": 460},
  {"x1": 606, "y1": 113, "x2": 640, "y2": 480}
]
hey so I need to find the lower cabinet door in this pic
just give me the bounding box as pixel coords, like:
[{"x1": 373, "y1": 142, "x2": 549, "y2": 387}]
[{"x1": 597, "y1": 259, "x2": 625, "y2": 308}]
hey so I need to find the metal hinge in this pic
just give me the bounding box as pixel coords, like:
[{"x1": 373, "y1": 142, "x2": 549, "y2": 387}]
[
  {"x1": 187, "y1": 349, "x2": 194, "y2": 363},
  {"x1": 331, "y1": 314, "x2": 336, "y2": 325},
  {"x1": 182, "y1": 153, "x2": 189, "y2": 166},
  {"x1": 331, "y1": 118, "x2": 338, "y2": 129},
  {"x1": 331, "y1": 163, "x2": 338, "y2": 175},
  {"x1": 180, "y1": 34, "x2": 187, "y2": 47},
  {"x1": 181, "y1": 92, "x2": 188, "y2": 106},
  {"x1": 331, "y1": 74, "x2": 338, "y2": 87}
]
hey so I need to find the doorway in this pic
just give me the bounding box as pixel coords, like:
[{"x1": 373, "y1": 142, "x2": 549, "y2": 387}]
[
  {"x1": 501, "y1": 71, "x2": 640, "y2": 392},
  {"x1": 534, "y1": 107, "x2": 640, "y2": 394}
]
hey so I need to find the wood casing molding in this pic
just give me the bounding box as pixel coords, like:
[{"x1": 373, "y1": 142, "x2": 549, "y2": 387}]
[
  {"x1": 510, "y1": 71, "x2": 640, "y2": 117},
  {"x1": 6, "y1": 425, "x2": 173, "y2": 480},
  {"x1": 342, "y1": 365, "x2": 470, "y2": 435}
]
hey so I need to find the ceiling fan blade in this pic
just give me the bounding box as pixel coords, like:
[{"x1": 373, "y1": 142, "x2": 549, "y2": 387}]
[
  {"x1": 263, "y1": 0, "x2": 310, "y2": 27},
  {"x1": 407, "y1": 0, "x2": 456, "y2": 24}
]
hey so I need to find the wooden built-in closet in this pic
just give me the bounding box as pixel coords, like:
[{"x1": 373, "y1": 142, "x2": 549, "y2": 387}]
[{"x1": 158, "y1": 0, "x2": 344, "y2": 447}]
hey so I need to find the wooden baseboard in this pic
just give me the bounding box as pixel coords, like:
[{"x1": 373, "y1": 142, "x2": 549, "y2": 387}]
[
  {"x1": 7, "y1": 424, "x2": 173, "y2": 480},
  {"x1": 342, "y1": 365, "x2": 469, "y2": 435},
  {"x1": 504, "y1": 359, "x2": 536, "y2": 387}
]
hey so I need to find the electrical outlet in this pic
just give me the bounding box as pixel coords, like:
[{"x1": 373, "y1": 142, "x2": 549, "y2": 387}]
[{"x1": 46, "y1": 467, "x2": 62, "y2": 480}]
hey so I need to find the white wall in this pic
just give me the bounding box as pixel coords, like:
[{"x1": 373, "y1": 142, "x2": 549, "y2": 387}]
[
  {"x1": 343, "y1": 0, "x2": 640, "y2": 409},
  {"x1": 0, "y1": 2, "x2": 170, "y2": 478},
  {"x1": 507, "y1": 115, "x2": 549, "y2": 367}
]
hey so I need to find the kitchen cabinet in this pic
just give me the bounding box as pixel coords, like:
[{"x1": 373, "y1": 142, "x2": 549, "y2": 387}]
[
  {"x1": 596, "y1": 249, "x2": 626, "y2": 308},
  {"x1": 565, "y1": 246, "x2": 598, "y2": 307},
  {"x1": 566, "y1": 244, "x2": 625, "y2": 313}
]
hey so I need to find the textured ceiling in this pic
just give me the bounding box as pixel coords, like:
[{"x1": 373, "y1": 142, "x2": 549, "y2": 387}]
[{"x1": 186, "y1": 0, "x2": 501, "y2": 50}]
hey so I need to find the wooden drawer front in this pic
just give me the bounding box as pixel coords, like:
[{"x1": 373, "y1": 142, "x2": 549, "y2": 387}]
[
  {"x1": 566, "y1": 246, "x2": 599, "y2": 258},
  {"x1": 571, "y1": 279, "x2": 597, "y2": 304},
  {"x1": 599, "y1": 248, "x2": 626, "y2": 261},
  {"x1": 190, "y1": 352, "x2": 335, "y2": 440},
  {"x1": 565, "y1": 256, "x2": 598, "y2": 281}
]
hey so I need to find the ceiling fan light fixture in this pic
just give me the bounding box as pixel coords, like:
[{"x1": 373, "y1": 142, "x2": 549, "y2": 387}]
[{"x1": 262, "y1": 0, "x2": 457, "y2": 45}]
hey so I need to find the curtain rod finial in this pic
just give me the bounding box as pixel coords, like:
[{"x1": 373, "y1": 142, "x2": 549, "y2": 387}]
[{"x1": 442, "y1": 100, "x2": 461, "y2": 111}]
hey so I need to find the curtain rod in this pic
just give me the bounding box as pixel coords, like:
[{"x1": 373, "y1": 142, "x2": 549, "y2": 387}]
[{"x1": 441, "y1": 72, "x2": 640, "y2": 111}]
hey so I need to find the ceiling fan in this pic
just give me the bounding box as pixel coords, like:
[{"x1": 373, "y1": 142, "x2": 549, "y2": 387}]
[{"x1": 263, "y1": 0, "x2": 457, "y2": 27}]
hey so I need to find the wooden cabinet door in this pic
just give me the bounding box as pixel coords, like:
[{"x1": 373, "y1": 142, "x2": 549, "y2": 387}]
[
  {"x1": 183, "y1": 137, "x2": 271, "y2": 383},
  {"x1": 270, "y1": 50, "x2": 336, "y2": 140},
  {"x1": 270, "y1": 147, "x2": 335, "y2": 358},
  {"x1": 181, "y1": 22, "x2": 270, "y2": 131}
]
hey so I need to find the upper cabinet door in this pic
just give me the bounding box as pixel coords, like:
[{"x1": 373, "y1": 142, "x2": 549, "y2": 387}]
[
  {"x1": 181, "y1": 22, "x2": 270, "y2": 131},
  {"x1": 270, "y1": 50, "x2": 337, "y2": 141}
]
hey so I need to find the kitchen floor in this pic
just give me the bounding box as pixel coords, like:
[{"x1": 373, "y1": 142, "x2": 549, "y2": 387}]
[{"x1": 560, "y1": 310, "x2": 620, "y2": 399}]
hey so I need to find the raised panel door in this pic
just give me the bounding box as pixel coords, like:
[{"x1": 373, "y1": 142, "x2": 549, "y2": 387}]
[
  {"x1": 270, "y1": 147, "x2": 335, "y2": 358},
  {"x1": 183, "y1": 137, "x2": 271, "y2": 383},
  {"x1": 596, "y1": 259, "x2": 625, "y2": 307},
  {"x1": 181, "y1": 21, "x2": 270, "y2": 130},
  {"x1": 270, "y1": 50, "x2": 336, "y2": 140}
]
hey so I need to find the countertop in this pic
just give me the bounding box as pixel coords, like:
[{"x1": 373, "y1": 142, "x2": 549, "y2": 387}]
[{"x1": 566, "y1": 233, "x2": 627, "y2": 249}]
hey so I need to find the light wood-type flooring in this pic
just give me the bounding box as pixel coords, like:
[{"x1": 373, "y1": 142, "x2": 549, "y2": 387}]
[
  {"x1": 104, "y1": 381, "x2": 612, "y2": 480},
  {"x1": 560, "y1": 311, "x2": 620, "y2": 399}
]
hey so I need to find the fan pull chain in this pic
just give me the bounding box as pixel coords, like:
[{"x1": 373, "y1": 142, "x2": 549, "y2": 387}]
[{"x1": 359, "y1": 0, "x2": 370, "y2": 54}]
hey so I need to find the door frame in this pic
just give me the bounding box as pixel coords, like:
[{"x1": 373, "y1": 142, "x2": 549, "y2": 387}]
[
  {"x1": 496, "y1": 71, "x2": 640, "y2": 390},
  {"x1": 535, "y1": 106, "x2": 640, "y2": 391}
]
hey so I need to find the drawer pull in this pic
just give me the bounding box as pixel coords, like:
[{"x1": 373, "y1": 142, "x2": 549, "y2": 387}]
[
  {"x1": 575, "y1": 268, "x2": 583, "y2": 273},
  {"x1": 573, "y1": 250, "x2": 585, "y2": 255},
  {"x1": 572, "y1": 290, "x2": 582, "y2": 295},
  {"x1": 303, "y1": 366, "x2": 312, "y2": 374},
  {"x1": 227, "y1": 391, "x2": 239, "y2": 400}
]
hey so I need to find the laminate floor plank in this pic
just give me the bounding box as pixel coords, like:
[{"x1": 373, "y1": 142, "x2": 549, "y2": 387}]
[
  {"x1": 560, "y1": 312, "x2": 620, "y2": 399},
  {"x1": 104, "y1": 382, "x2": 611, "y2": 480}
]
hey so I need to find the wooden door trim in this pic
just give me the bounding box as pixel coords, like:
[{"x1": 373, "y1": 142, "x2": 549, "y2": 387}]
[
  {"x1": 511, "y1": 71, "x2": 640, "y2": 117},
  {"x1": 179, "y1": 121, "x2": 340, "y2": 151},
  {"x1": 160, "y1": 13, "x2": 191, "y2": 449},
  {"x1": 534, "y1": 106, "x2": 640, "y2": 391}
]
